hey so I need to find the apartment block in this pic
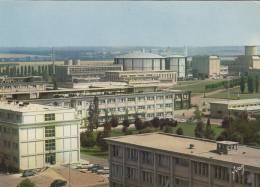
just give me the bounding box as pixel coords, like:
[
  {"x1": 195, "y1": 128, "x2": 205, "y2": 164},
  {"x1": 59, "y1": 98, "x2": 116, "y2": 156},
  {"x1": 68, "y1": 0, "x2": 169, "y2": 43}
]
[{"x1": 106, "y1": 133, "x2": 260, "y2": 187}]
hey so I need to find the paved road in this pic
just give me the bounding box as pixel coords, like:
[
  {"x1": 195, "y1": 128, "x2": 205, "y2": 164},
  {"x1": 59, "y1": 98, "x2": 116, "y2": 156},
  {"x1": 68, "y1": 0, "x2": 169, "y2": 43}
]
[{"x1": 80, "y1": 154, "x2": 109, "y2": 167}]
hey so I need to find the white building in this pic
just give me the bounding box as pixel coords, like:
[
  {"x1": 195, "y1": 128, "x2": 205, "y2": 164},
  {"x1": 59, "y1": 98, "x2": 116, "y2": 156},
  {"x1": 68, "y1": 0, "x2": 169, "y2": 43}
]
[{"x1": 0, "y1": 101, "x2": 80, "y2": 170}]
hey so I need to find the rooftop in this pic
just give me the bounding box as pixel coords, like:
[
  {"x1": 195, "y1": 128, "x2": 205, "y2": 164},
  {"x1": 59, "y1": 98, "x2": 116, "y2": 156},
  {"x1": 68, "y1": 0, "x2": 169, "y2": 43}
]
[
  {"x1": 166, "y1": 55, "x2": 185, "y2": 58},
  {"x1": 106, "y1": 133, "x2": 260, "y2": 168},
  {"x1": 116, "y1": 52, "x2": 164, "y2": 59},
  {"x1": 210, "y1": 98, "x2": 260, "y2": 105}
]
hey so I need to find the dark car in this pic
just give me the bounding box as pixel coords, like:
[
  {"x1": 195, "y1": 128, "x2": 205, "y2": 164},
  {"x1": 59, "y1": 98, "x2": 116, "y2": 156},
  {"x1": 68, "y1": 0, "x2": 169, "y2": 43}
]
[
  {"x1": 87, "y1": 164, "x2": 101, "y2": 171},
  {"x1": 91, "y1": 166, "x2": 104, "y2": 173},
  {"x1": 22, "y1": 170, "x2": 36, "y2": 177},
  {"x1": 51, "y1": 180, "x2": 67, "y2": 187}
]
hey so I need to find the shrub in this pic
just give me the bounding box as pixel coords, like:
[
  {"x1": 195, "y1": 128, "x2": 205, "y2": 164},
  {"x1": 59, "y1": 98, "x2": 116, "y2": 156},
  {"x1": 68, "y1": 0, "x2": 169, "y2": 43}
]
[{"x1": 176, "y1": 127, "x2": 184, "y2": 135}]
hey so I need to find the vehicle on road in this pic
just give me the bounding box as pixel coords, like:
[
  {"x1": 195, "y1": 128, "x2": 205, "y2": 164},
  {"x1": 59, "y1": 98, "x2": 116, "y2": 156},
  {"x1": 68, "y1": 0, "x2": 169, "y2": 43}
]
[
  {"x1": 51, "y1": 180, "x2": 67, "y2": 187},
  {"x1": 186, "y1": 118, "x2": 194, "y2": 122},
  {"x1": 179, "y1": 119, "x2": 187, "y2": 123},
  {"x1": 191, "y1": 104, "x2": 197, "y2": 107},
  {"x1": 97, "y1": 167, "x2": 109, "y2": 174},
  {"x1": 77, "y1": 162, "x2": 93, "y2": 169},
  {"x1": 91, "y1": 166, "x2": 104, "y2": 173},
  {"x1": 87, "y1": 164, "x2": 101, "y2": 171},
  {"x1": 22, "y1": 170, "x2": 36, "y2": 177}
]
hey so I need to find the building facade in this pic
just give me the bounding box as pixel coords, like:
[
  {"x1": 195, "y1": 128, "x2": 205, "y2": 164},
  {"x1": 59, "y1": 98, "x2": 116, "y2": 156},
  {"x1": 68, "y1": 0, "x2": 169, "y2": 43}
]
[
  {"x1": 0, "y1": 101, "x2": 80, "y2": 170},
  {"x1": 166, "y1": 55, "x2": 187, "y2": 78},
  {"x1": 192, "y1": 56, "x2": 221, "y2": 79},
  {"x1": 106, "y1": 133, "x2": 260, "y2": 187}
]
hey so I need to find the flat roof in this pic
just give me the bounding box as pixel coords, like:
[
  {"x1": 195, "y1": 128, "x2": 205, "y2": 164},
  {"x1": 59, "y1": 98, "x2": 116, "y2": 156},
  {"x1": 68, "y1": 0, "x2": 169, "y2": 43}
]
[
  {"x1": 106, "y1": 133, "x2": 260, "y2": 168},
  {"x1": 229, "y1": 106, "x2": 260, "y2": 111},
  {"x1": 0, "y1": 101, "x2": 73, "y2": 113},
  {"x1": 116, "y1": 52, "x2": 164, "y2": 59},
  {"x1": 105, "y1": 70, "x2": 177, "y2": 73},
  {"x1": 210, "y1": 98, "x2": 260, "y2": 105}
]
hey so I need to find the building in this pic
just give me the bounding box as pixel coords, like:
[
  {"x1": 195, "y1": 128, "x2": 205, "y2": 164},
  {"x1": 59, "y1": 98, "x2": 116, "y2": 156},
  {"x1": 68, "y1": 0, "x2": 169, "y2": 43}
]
[
  {"x1": 104, "y1": 70, "x2": 177, "y2": 87},
  {"x1": 114, "y1": 52, "x2": 166, "y2": 71},
  {"x1": 192, "y1": 56, "x2": 221, "y2": 79},
  {"x1": 105, "y1": 132, "x2": 260, "y2": 187},
  {"x1": 230, "y1": 46, "x2": 260, "y2": 76},
  {"x1": 166, "y1": 55, "x2": 187, "y2": 78},
  {"x1": 0, "y1": 101, "x2": 80, "y2": 170},
  {"x1": 210, "y1": 99, "x2": 260, "y2": 119},
  {"x1": 53, "y1": 59, "x2": 123, "y2": 84}
]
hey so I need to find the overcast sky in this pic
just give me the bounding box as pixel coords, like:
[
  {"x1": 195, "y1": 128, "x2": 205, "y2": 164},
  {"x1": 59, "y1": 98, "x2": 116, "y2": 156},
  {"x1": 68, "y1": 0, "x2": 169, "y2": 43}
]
[{"x1": 1, "y1": 1, "x2": 260, "y2": 47}]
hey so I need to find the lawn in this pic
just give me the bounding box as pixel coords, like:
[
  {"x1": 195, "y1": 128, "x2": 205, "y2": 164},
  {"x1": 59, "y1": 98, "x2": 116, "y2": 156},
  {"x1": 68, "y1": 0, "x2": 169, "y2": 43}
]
[{"x1": 80, "y1": 123, "x2": 224, "y2": 159}]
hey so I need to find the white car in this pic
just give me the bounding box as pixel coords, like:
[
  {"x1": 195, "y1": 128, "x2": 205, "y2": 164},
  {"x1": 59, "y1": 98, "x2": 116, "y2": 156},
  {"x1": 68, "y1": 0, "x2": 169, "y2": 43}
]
[
  {"x1": 179, "y1": 119, "x2": 187, "y2": 123},
  {"x1": 78, "y1": 163, "x2": 93, "y2": 169},
  {"x1": 97, "y1": 167, "x2": 109, "y2": 174}
]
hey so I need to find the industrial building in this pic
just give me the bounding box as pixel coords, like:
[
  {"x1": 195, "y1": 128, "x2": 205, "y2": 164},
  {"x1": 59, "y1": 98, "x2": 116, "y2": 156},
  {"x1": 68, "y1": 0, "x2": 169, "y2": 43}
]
[
  {"x1": 210, "y1": 99, "x2": 260, "y2": 119},
  {"x1": 104, "y1": 70, "x2": 177, "y2": 87},
  {"x1": 166, "y1": 55, "x2": 187, "y2": 78},
  {"x1": 0, "y1": 101, "x2": 80, "y2": 170},
  {"x1": 106, "y1": 132, "x2": 260, "y2": 187}
]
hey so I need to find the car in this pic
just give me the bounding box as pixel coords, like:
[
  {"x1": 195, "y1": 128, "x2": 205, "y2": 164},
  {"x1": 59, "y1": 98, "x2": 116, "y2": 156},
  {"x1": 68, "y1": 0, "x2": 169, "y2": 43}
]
[
  {"x1": 77, "y1": 162, "x2": 93, "y2": 169},
  {"x1": 179, "y1": 119, "x2": 187, "y2": 123},
  {"x1": 191, "y1": 104, "x2": 197, "y2": 107},
  {"x1": 91, "y1": 166, "x2": 104, "y2": 173},
  {"x1": 22, "y1": 170, "x2": 36, "y2": 177},
  {"x1": 186, "y1": 118, "x2": 193, "y2": 122},
  {"x1": 51, "y1": 180, "x2": 67, "y2": 187},
  {"x1": 97, "y1": 167, "x2": 109, "y2": 174},
  {"x1": 87, "y1": 164, "x2": 101, "y2": 171}
]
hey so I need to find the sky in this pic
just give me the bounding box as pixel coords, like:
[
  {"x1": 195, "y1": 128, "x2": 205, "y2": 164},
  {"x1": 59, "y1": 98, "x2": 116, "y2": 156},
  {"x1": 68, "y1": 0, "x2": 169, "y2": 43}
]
[{"x1": 0, "y1": 1, "x2": 260, "y2": 47}]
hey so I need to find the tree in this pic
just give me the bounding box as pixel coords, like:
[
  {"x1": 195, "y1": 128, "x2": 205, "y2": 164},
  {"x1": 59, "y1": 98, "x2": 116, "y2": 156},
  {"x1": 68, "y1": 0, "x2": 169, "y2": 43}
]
[
  {"x1": 24, "y1": 65, "x2": 28, "y2": 76},
  {"x1": 80, "y1": 131, "x2": 96, "y2": 150},
  {"x1": 194, "y1": 121, "x2": 204, "y2": 138},
  {"x1": 17, "y1": 178, "x2": 36, "y2": 187},
  {"x1": 176, "y1": 127, "x2": 184, "y2": 135},
  {"x1": 123, "y1": 119, "x2": 130, "y2": 128},
  {"x1": 164, "y1": 125, "x2": 172, "y2": 133},
  {"x1": 103, "y1": 121, "x2": 112, "y2": 132},
  {"x1": 240, "y1": 76, "x2": 246, "y2": 93},
  {"x1": 151, "y1": 117, "x2": 160, "y2": 128},
  {"x1": 143, "y1": 121, "x2": 152, "y2": 128},
  {"x1": 88, "y1": 96, "x2": 99, "y2": 130},
  {"x1": 194, "y1": 106, "x2": 203, "y2": 121},
  {"x1": 21, "y1": 66, "x2": 24, "y2": 76},
  {"x1": 222, "y1": 115, "x2": 236, "y2": 129},
  {"x1": 38, "y1": 65, "x2": 41, "y2": 75},
  {"x1": 96, "y1": 131, "x2": 109, "y2": 151},
  {"x1": 203, "y1": 118, "x2": 216, "y2": 140},
  {"x1": 134, "y1": 116, "x2": 144, "y2": 130},
  {"x1": 255, "y1": 75, "x2": 259, "y2": 93},
  {"x1": 28, "y1": 65, "x2": 31, "y2": 75},
  {"x1": 111, "y1": 114, "x2": 118, "y2": 128},
  {"x1": 53, "y1": 79, "x2": 58, "y2": 90},
  {"x1": 247, "y1": 75, "x2": 255, "y2": 93},
  {"x1": 139, "y1": 127, "x2": 155, "y2": 134}
]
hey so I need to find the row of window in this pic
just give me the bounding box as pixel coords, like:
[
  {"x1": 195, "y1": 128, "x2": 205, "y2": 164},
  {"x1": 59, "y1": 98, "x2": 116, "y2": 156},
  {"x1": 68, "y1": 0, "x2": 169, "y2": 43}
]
[
  {"x1": 0, "y1": 112, "x2": 21, "y2": 121},
  {"x1": 0, "y1": 154, "x2": 18, "y2": 163},
  {"x1": 0, "y1": 140, "x2": 18, "y2": 149},
  {"x1": 0, "y1": 126, "x2": 18, "y2": 135},
  {"x1": 0, "y1": 85, "x2": 38, "y2": 89}
]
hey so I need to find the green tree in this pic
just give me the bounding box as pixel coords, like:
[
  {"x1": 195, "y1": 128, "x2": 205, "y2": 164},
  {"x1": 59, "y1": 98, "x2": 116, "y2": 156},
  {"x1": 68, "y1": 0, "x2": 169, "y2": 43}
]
[
  {"x1": 240, "y1": 76, "x2": 245, "y2": 93},
  {"x1": 164, "y1": 125, "x2": 172, "y2": 133},
  {"x1": 53, "y1": 79, "x2": 58, "y2": 90},
  {"x1": 17, "y1": 67, "x2": 20, "y2": 76},
  {"x1": 28, "y1": 65, "x2": 31, "y2": 75},
  {"x1": 176, "y1": 127, "x2": 184, "y2": 135},
  {"x1": 24, "y1": 65, "x2": 28, "y2": 76},
  {"x1": 247, "y1": 75, "x2": 255, "y2": 93},
  {"x1": 103, "y1": 121, "x2": 112, "y2": 132},
  {"x1": 139, "y1": 127, "x2": 155, "y2": 134},
  {"x1": 38, "y1": 65, "x2": 41, "y2": 75},
  {"x1": 123, "y1": 119, "x2": 130, "y2": 128},
  {"x1": 255, "y1": 75, "x2": 259, "y2": 93},
  {"x1": 194, "y1": 121, "x2": 204, "y2": 138},
  {"x1": 80, "y1": 131, "x2": 96, "y2": 150},
  {"x1": 151, "y1": 117, "x2": 160, "y2": 128},
  {"x1": 88, "y1": 96, "x2": 99, "y2": 130},
  {"x1": 110, "y1": 114, "x2": 118, "y2": 128},
  {"x1": 194, "y1": 106, "x2": 203, "y2": 121},
  {"x1": 17, "y1": 178, "x2": 36, "y2": 187},
  {"x1": 134, "y1": 116, "x2": 144, "y2": 130},
  {"x1": 21, "y1": 66, "x2": 24, "y2": 76},
  {"x1": 203, "y1": 118, "x2": 216, "y2": 140},
  {"x1": 96, "y1": 131, "x2": 110, "y2": 151}
]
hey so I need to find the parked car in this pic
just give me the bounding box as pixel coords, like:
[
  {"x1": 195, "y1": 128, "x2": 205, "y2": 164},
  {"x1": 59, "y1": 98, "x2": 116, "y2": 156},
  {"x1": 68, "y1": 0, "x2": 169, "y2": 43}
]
[
  {"x1": 179, "y1": 119, "x2": 187, "y2": 123},
  {"x1": 191, "y1": 104, "x2": 196, "y2": 107},
  {"x1": 51, "y1": 180, "x2": 67, "y2": 187},
  {"x1": 22, "y1": 170, "x2": 36, "y2": 177},
  {"x1": 77, "y1": 162, "x2": 93, "y2": 169},
  {"x1": 97, "y1": 167, "x2": 109, "y2": 174},
  {"x1": 87, "y1": 164, "x2": 101, "y2": 171},
  {"x1": 91, "y1": 166, "x2": 104, "y2": 173},
  {"x1": 186, "y1": 118, "x2": 193, "y2": 122}
]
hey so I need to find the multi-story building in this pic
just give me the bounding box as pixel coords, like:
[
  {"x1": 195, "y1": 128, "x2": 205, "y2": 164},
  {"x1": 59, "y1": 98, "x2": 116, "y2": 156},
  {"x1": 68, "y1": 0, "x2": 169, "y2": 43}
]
[
  {"x1": 104, "y1": 70, "x2": 177, "y2": 87},
  {"x1": 0, "y1": 101, "x2": 80, "y2": 170},
  {"x1": 210, "y1": 99, "x2": 260, "y2": 119},
  {"x1": 192, "y1": 56, "x2": 221, "y2": 79},
  {"x1": 166, "y1": 55, "x2": 187, "y2": 78},
  {"x1": 105, "y1": 132, "x2": 260, "y2": 187}
]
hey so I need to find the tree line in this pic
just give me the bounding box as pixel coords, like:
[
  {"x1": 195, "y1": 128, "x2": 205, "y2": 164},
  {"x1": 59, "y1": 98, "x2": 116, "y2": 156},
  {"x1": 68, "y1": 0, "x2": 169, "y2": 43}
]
[
  {"x1": 240, "y1": 75, "x2": 259, "y2": 94},
  {"x1": 205, "y1": 78, "x2": 240, "y2": 91}
]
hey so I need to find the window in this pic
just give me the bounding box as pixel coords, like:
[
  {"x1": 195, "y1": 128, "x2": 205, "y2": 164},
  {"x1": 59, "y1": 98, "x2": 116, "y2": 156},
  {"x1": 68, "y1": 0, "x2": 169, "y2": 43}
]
[
  {"x1": 126, "y1": 167, "x2": 138, "y2": 180},
  {"x1": 175, "y1": 158, "x2": 189, "y2": 167},
  {"x1": 108, "y1": 108, "x2": 116, "y2": 112},
  {"x1": 13, "y1": 156, "x2": 18, "y2": 163},
  {"x1": 118, "y1": 116, "x2": 124, "y2": 120},
  {"x1": 16, "y1": 115, "x2": 21, "y2": 121},
  {"x1": 214, "y1": 165, "x2": 229, "y2": 181},
  {"x1": 45, "y1": 113, "x2": 55, "y2": 121},
  {"x1": 45, "y1": 139, "x2": 55, "y2": 151},
  {"x1": 137, "y1": 106, "x2": 145, "y2": 110},
  {"x1": 175, "y1": 179, "x2": 189, "y2": 187},
  {"x1": 157, "y1": 96, "x2": 163, "y2": 100},
  {"x1": 142, "y1": 151, "x2": 154, "y2": 164},
  {"x1": 77, "y1": 101, "x2": 82, "y2": 106},
  {"x1": 147, "y1": 113, "x2": 154, "y2": 118},
  {"x1": 112, "y1": 145, "x2": 123, "y2": 157},
  {"x1": 13, "y1": 142, "x2": 18, "y2": 149},
  {"x1": 158, "y1": 154, "x2": 170, "y2": 168},
  {"x1": 158, "y1": 174, "x2": 169, "y2": 187},
  {"x1": 156, "y1": 113, "x2": 163, "y2": 117},
  {"x1": 13, "y1": 129, "x2": 18, "y2": 135},
  {"x1": 99, "y1": 100, "x2": 105, "y2": 104},
  {"x1": 147, "y1": 97, "x2": 154, "y2": 101},
  {"x1": 118, "y1": 98, "x2": 125, "y2": 103},
  {"x1": 194, "y1": 161, "x2": 208, "y2": 177},
  {"x1": 138, "y1": 97, "x2": 145, "y2": 102},
  {"x1": 165, "y1": 112, "x2": 172, "y2": 117},
  {"x1": 118, "y1": 107, "x2": 126, "y2": 112},
  {"x1": 77, "y1": 110, "x2": 82, "y2": 115},
  {"x1": 4, "y1": 141, "x2": 10, "y2": 148},
  {"x1": 157, "y1": 104, "x2": 164, "y2": 109},
  {"x1": 127, "y1": 148, "x2": 138, "y2": 160},
  {"x1": 5, "y1": 154, "x2": 11, "y2": 161},
  {"x1": 128, "y1": 98, "x2": 135, "y2": 102},
  {"x1": 165, "y1": 95, "x2": 172, "y2": 100},
  {"x1": 108, "y1": 99, "x2": 115, "y2": 104},
  {"x1": 112, "y1": 164, "x2": 123, "y2": 177},
  {"x1": 147, "y1": 105, "x2": 154, "y2": 109},
  {"x1": 100, "y1": 109, "x2": 106, "y2": 113},
  {"x1": 128, "y1": 106, "x2": 135, "y2": 111},
  {"x1": 142, "y1": 171, "x2": 153, "y2": 184},
  {"x1": 45, "y1": 126, "x2": 55, "y2": 137},
  {"x1": 165, "y1": 104, "x2": 173, "y2": 108},
  {"x1": 4, "y1": 127, "x2": 10, "y2": 134}
]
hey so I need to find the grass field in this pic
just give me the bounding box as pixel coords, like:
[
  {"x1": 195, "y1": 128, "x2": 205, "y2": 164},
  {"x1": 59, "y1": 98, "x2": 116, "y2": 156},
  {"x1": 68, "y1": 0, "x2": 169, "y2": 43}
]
[
  {"x1": 80, "y1": 123, "x2": 224, "y2": 159},
  {"x1": 172, "y1": 79, "x2": 235, "y2": 93}
]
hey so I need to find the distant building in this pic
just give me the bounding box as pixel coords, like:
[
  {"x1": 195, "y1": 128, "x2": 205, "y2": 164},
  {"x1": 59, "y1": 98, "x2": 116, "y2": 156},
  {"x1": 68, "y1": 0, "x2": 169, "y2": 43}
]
[
  {"x1": 106, "y1": 133, "x2": 260, "y2": 187},
  {"x1": 104, "y1": 70, "x2": 177, "y2": 87},
  {"x1": 192, "y1": 56, "x2": 221, "y2": 79},
  {"x1": 0, "y1": 101, "x2": 80, "y2": 170},
  {"x1": 114, "y1": 52, "x2": 166, "y2": 71},
  {"x1": 210, "y1": 99, "x2": 260, "y2": 119},
  {"x1": 166, "y1": 55, "x2": 187, "y2": 78}
]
